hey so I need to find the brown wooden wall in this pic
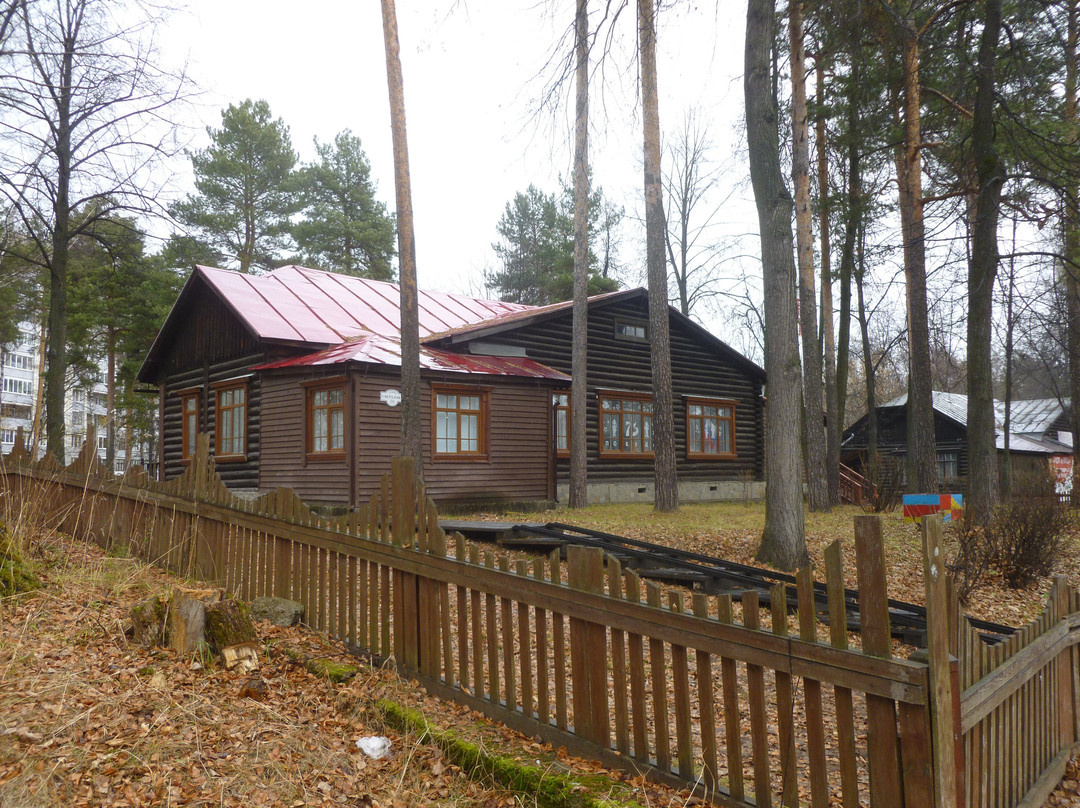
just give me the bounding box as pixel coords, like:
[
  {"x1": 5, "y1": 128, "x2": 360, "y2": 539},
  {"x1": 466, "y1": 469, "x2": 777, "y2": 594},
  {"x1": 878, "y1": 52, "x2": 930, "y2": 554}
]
[
  {"x1": 160, "y1": 354, "x2": 264, "y2": 488},
  {"x1": 450, "y1": 296, "x2": 765, "y2": 484},
  {"x1": 258, "y1": 367, "x2": 555, "y2": 505}
]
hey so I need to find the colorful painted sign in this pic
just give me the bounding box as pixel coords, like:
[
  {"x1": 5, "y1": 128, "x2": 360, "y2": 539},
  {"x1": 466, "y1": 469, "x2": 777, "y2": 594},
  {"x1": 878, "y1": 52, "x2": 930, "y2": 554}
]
[
  {"x1": 903, "y1": 493, "x2": 963, "y2": 524},
  {"x1": 1051, "y1": 455, "x2": 1073, "y2": 495}
]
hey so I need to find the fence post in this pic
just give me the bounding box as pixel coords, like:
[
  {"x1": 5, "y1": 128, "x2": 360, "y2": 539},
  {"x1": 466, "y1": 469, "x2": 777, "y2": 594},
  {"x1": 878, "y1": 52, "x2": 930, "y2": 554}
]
[
  {"x1": 923, "y1": 513, "x2": 961, "y2": 808},
  {"x1": 567, "y1": 545, "x2": 608, "y2": 747},
  {"x1": 854, "y1": 514, "x2": 903, "y2": 808},
  {"x1": 391, "y1": 457, "x2": 420, "y2": 673},
  {"x1": 1054, "y1": 575, "x2": 1077, "y2": 752}
]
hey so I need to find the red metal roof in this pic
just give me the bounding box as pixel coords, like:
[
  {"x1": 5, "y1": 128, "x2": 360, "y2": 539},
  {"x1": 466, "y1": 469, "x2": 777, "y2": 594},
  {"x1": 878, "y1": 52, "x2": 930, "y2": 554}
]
[
  {"x1": 198, "y1": 264, "x2": 534, "y2": 345},
  {"x1": 253, "y1": 334, "x2": 570, "y2": 381}
]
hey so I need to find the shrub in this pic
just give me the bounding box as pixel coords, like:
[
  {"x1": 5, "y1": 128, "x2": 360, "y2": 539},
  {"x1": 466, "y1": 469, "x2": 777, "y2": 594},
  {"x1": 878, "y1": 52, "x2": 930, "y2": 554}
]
[
  {"x1": 946, "y1": 517, "x2": 1000, "y2": 604},
  {"x1": 862, "y1": 454, "x2": 904, "y2": 513},
  {"x1": 989, "y1": 490, "x2": 1071, "y2": 589},
  {"x1": 947, "y1": 469, "x2": 1072, "y2": 598}
]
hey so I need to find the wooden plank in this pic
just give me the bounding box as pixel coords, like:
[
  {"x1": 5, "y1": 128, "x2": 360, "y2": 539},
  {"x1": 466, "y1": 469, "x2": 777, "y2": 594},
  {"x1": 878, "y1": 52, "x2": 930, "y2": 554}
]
[
  {"x1": 457, "y1": 536, "x2": 470, "y2": 692},
  {"x1": 470, "y1": 544, "x2": 483, "y2": 697},
  {"x1": 922, "y1": 514, "x2": 960, "y2": 808},
  {"x1": 796, "y1": 567, "x2": 828, "y2": 808},
  {"x1": 534, "y1": 557, "x2": 550, "y2": 725},
  {"x1": 898, "y1": 700, "x2": 935, "y2": 808},
  {"x1": 647, "y1": 582, "x2": 671, "y2": 772},
  {"x1": 667, "y1": 592, "x2": 694, "y2": 780},
  {"x1": 690, "y1": 594, "x2": 718, "y2": 797},
  {"x1": 485, "y1": 550, "x2": 500, "y2": 704},
  {"x1": 770, "y1": 583, "x2": 797, "y2": 807},
  {"x1": 744, "y1": 591, "x2": 771, "y2": 808},
  {"x1": 551, "y1": 549, "x2": 568, "y2": 731},
  {"x1": 500, "y1": 556, "x2": 517, "y2": 712},
  {"x1": 517, "y1": 559, "x2": 533, "y2": 717},
  {"x1": 357, "y1": 558, "x2": 368, "y2": 651},
  {"x1": 438, "y1": 532, "x2": 453, "y2": 686},
  {"x1": 824, "y1": 540, "x2": 859, "y2": 808},
  {"x1": 717, "y1": 594, "x2": 744, "y2": 803},
  {"x1": 380, "y1": 562, "x2": 391, "y2": 659},
  {"x1": 347, "y1": 554, "x2": 357, "y2": 649},
  {"x1": 1055, "y1": 577, "x2": 1076, "y2": 753},
  {"x1": 854, "y1": 515, "x2": 902, "y2": 808},
  {"x1": 625, "y1": 569, "x2": 649, "y2": 763},
  {"x1": 609, "y1": 559, "x2": 630, "y2": 757}
]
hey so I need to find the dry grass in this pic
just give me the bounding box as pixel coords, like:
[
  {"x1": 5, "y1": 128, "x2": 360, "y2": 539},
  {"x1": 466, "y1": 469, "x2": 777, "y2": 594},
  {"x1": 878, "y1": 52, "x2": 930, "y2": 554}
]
[
  {"x1": 473, "y1": 501, "x2": 1080, "y2": 630},
  {"x1": 0, "y1": 532, "x2": 546, "y2": 808}
]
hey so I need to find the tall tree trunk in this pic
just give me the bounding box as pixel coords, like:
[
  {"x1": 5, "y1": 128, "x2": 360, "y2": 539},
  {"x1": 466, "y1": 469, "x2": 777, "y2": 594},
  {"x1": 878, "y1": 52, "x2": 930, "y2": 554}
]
[
  {"x1": 569, "y1": 0, "x2": 589, "y2": 508},
  {"x1": 966, "y1": 0, "x2": 1004, "y2": 527},
  {"x1": 896, "y1": 22, "x2": 937, "y2": 492},
  {"x1": 106, "y1": 327, "x2": 116, "y2": 471},
  {"x1": 835, "y1": 24, "x2": 860, "y2": 476},
  {"x1": 789, "y1": 0, "x2": 828, "y2": 512},
  {"x1": 1001, "y1": 233, "x2": 1015, "y2": 499},
  {"x1": 45, "y1": 37, "x2": 74, "y2": 462},
  {"x1": 857, "y1": 234, "x2": 878, "y2": 485},
  {"x1": 746, "y1": 0, "x2": 808, "y2": 570},
  {"x1": 638, "y1": 0, "x2": 678, "y2": 512},
  {"x1": 817, "y1": 56, "x2": 840, "y2": 507},
  {"x1": 380, "y1": 0, "x2": 422, "y2": 472},
  {"x1": 1067, "y1": 0, "x2": 1080, "y2": 508}
]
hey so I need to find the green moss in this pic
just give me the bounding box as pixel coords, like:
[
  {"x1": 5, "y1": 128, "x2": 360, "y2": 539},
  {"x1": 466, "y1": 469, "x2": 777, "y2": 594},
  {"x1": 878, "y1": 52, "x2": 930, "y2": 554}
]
[
  {"x1": 377, "y1": 699, "x2": 646, "y2": 808},
  {"x1": 204, "y1": 598, "x2": 256, "y2": 653},
  {"x1": 0, "y1": 521, "x2": 41, "y2": 598},
  {"x1": 136, "y1": 666, "x2": 156, "y2": 677},
  {"x1": 307, "y1": 658, "x2": 359, "y2": 683}
]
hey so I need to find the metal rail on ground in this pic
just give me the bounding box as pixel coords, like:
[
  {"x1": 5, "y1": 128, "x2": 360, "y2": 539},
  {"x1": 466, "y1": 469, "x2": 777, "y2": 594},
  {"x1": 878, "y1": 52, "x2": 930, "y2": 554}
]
[{"x1": 485, "y1": 520, "x2": 1016, "y2": 646}]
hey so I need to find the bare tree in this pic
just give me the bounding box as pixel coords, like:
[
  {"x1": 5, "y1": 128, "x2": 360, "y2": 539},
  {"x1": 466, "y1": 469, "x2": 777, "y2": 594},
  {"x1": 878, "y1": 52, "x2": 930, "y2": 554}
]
[
  {"x1": 661, "y1": 110, "x2": 731, "y2": 318},
  {"x1": 0, "y1": 0, "x2": 188, "y2": 461},
  {"x1": 380, "y1": 0, "x2": 422, "y2": 471},
  {"x1": 638, "y1": 0, "x2": 677, "y2": 512},
  {"x1": 569, "y1": 0, "x2": 589, "y2": 508},
  {"x1": 746, "y1": 0, "x2": 808, "y2": 569}
]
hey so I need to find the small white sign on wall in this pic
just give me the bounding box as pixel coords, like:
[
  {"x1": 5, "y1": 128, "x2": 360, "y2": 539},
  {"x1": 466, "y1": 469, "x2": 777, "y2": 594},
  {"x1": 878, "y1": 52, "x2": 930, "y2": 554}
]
[{"x1": 380, "y1": 389, "x2": 402, "y2": 408}]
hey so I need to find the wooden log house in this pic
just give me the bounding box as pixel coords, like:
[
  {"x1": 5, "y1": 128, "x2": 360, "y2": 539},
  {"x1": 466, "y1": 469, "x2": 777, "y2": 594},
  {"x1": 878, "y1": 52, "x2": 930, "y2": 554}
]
[{"x1": 137, "y1": 264, "x2": 766, "y2": 506}]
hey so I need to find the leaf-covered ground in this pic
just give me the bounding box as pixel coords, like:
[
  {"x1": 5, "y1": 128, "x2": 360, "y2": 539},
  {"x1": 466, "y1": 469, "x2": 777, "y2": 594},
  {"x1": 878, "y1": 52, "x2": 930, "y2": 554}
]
[
  {"x1": 0, "y1": 533, "x2": 688, "y2": 808},
  {"x1": 3, "y1": 501, "x2": 1080, "y2": 806}
]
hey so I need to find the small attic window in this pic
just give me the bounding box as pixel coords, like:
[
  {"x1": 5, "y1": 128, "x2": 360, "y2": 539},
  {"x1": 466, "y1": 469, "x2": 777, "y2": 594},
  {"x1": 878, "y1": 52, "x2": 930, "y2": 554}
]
[{"x1": 615, "y1": 319, "x2": 647, "y2": 341}]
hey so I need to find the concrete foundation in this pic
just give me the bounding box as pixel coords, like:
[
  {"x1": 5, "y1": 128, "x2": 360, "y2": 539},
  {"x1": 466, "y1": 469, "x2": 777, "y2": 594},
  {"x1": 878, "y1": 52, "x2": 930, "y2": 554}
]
[{"x1": 556, "y1": 479, "x2": 766, "y2": 505}]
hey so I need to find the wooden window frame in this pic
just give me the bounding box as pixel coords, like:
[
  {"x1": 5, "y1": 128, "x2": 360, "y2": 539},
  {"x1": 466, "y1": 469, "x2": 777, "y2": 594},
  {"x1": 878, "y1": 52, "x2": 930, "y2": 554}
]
[
  {"x1": 179, "y1": 389, "x2": 200, "y2": 464},
  {"x1": 432, "y1": 384, "x2": 490, "y2": 461},
  {"x1": 685, "y1": 396, "x2": 737, "y2": 459},
  {"x1": 553, "y1": 389, "x2": 570, "y2": 457},
  {"x1": 304, "y1": 378, "x2": 347, "y2": 462},
  {"x1": 212, "y1": 380, "x2": 248, "y2": 461},
  {"x1": 599, "y1": 391, "x2": 654, "y2": 458},
  {"x1": 614, "y1": 318, "x2": 648, "y2": 342}
]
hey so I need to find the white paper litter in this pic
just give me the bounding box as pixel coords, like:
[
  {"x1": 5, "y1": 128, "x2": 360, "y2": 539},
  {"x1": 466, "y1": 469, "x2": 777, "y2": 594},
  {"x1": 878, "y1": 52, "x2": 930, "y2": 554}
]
[{"x1": 355, "y1": 736, "x2": 392, "y2": 759}]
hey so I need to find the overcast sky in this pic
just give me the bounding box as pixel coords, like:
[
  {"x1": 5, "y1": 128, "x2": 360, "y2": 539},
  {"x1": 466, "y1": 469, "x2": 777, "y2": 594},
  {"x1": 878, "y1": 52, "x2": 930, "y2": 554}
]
[{"x1": 162, "y1": 0, "x2": 755, "y2": 304}]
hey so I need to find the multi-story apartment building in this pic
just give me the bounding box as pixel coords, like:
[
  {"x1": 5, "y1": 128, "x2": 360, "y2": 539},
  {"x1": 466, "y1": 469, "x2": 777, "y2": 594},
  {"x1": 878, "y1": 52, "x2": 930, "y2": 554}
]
[{"x1": 0, "y1": 321, "x2": 152, "y2": 473}]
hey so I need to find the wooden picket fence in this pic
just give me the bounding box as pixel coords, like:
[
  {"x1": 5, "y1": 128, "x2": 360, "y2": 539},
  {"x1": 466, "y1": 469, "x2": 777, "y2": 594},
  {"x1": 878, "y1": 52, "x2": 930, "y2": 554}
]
[{"x1": 1, "y1": 433, "x2": 1079, "y2": 808}]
